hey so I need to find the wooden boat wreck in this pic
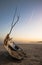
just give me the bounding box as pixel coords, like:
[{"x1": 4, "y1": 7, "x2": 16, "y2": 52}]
[
  {"x1": 4, "y1": 34, "x2": 26, "y2": 60},
  {"x1": 4, "y1": 9, "x2": 26, "y2": 60}
]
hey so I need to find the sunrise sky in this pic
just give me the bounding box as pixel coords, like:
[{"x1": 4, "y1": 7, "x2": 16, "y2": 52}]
[{"x1": 0, "y1": 0, "x2": 42, "y2": 43}]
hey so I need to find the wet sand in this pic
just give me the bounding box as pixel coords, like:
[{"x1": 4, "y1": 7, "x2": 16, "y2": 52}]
[{"x1": 0, "y1": 44, "x2": 42, "y2": 65}]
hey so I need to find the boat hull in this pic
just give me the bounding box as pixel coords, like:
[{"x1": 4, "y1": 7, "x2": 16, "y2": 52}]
[{"x1": 4, "y1": 42, "x2": 26, "y2": 60}]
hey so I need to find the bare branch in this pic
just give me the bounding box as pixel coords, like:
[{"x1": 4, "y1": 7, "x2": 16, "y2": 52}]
[
  {"x1": 9, "y1": 16, "x2": 19, "y2": 35},
  {"x1": 11, "y1": 7, "x2": 17, "y2": 27}
]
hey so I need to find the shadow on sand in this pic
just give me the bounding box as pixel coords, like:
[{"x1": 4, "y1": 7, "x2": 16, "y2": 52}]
[{"x1": 0, "y1": 51, "x2": 22, "y2": 65}]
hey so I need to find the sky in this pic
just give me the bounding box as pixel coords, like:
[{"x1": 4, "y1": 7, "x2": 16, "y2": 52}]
[{"x1": 0, "y1": 0, "x2": 42, "y2": 43}]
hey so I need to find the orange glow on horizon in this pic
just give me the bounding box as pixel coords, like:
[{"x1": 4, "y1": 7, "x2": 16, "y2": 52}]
[
  {"x1": 13, "y1": 37, "x2": 42, "y2": 43},
  {"x1": 0, "y1": 35, "x2": 42, "y2": 43}
]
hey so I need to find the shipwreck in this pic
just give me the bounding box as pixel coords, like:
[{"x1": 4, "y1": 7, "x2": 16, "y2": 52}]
[{"x1": 4, "y1": 8, "x2": 26, "y2": 60}]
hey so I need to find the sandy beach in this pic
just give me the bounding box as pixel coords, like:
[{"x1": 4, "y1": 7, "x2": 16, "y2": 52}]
[{"x1": 0, "y1": 44, "x2": 42, "y2": 65}]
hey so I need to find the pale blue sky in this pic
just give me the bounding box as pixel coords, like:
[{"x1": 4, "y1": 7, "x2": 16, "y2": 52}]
[{"x1": 0, "y1": 0, "x2": 42, "y2": 42}]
